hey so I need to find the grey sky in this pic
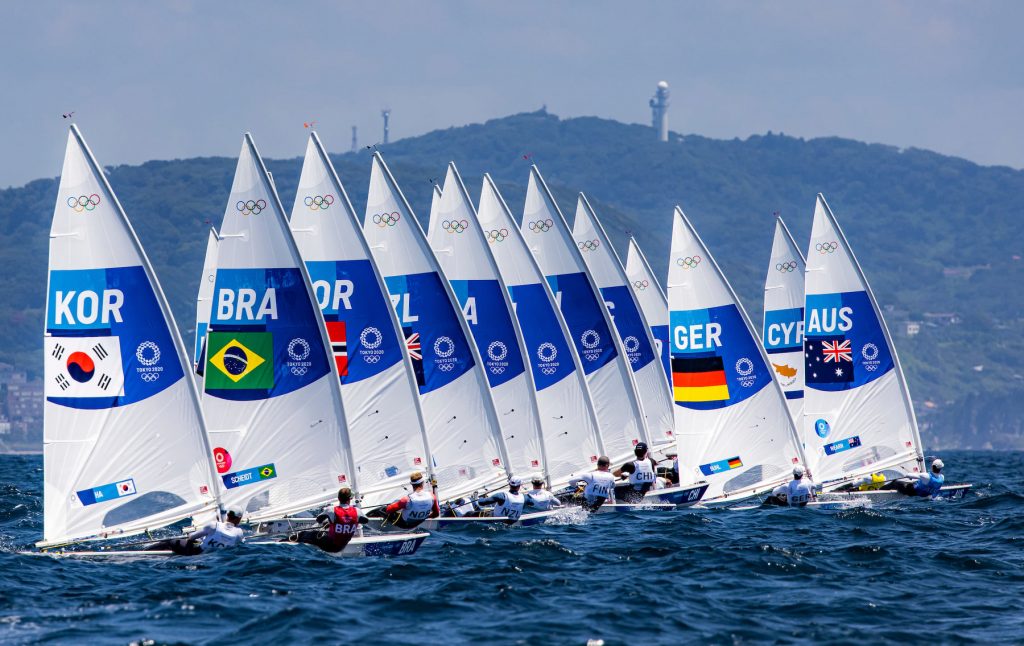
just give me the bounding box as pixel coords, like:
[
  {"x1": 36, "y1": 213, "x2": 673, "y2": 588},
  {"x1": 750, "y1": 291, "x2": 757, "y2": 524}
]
[{"x1": 2, "y1": 1, "x2": 1020, "y2": 187}]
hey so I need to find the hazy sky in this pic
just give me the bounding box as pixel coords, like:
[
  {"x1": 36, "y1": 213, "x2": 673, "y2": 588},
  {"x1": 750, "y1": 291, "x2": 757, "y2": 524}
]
[{"x1": 2, "y1": 1, "x2": 1021, "y2": 187}]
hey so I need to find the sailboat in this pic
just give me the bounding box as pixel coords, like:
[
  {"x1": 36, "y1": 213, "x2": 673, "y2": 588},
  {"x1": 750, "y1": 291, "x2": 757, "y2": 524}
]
[
  {"x1": 203, "y1": 135, "x2": 426, "y2": 554},
  {"x1": 663, "y1": 206, "x2": 805, "y2": 505},
  {"x1": 522, "y1": 167, "x2": 652, "y2": 466},
  {"x1": 428, "y1": 163, "x2": 546, "y2": 482},
  {"x1": 762, "y1": 218, "x2": 806, "y2": 423},
  {"x1": 362, "y1": 152, "x2": 514, "y2": 523},
  {"x1": 288, "y1": 132, "x2": 433, "y2": 511},
  {"x1": 625, "y1": 238, "x2": 671, "y2": 389},
  {"x1": 193, "y1": 227, "x2": 219, "y2": 390},
  {"x1": 803, "y1": 195, "x2": 970, "y2": 500},
  {"x1": 33, "y1": 125, "x2": 222, "y2": 554},
  {"x1": 573, "y1": 196, "x2": 675, "y2": 448}
]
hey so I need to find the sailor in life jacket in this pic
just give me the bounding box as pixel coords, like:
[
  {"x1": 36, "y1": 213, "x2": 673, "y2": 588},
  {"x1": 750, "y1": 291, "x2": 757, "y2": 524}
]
[
  {"x1": 286, "y1": 487, "x2": 368, "y2": 553},
  {"x1": 524, "y1": 474, "x2": 563, "y2": 512},
  {"x1": 612, "y1": 442, "x2": 659, "y2": 503},
  {"x1": 146, "y1": 509, "x2": 245, "y2": 556},
  {"x1": 883, "y1": 459, "x2": 947, "y2": 498},
  {"x1": 475, "y1": 476, "x2": 527, "y2": 521},
  {"x1": 767, "y1": 465, "x2": 817, "y2": 507},
  {"x1": 569, "y1": 456, "x2": 617, "y2": 512},
  {"x1": 376, "y1": 471, "x2": 440, "y2": 529}
]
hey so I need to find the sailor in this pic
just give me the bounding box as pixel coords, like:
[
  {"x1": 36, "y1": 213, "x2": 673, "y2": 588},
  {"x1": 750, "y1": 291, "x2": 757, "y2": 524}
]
[
  {"x1": 373, "y1": 471, "x2": 440, "y2": 529},
  {"x1": 883, "y1": 459, "x2": 946, "y2": 498},
  {"x1": 147, "y1": 509, "x2": 244, "y2": 555},
  {"x1": 287, "y1": 487, "x2": 367, "y2": 553},
  {"x1": 612, "y1": 442, "x2": 659, "y2": 502},
  {"x1": 766, "y1": 465, "x2": 816, "y2": 507},
  {"x1": 475, "y1": 476, "x2": 527, "y2": 521},
  {"x1": 524, "y1": 475, "x2": 562, "y2": 512},
  {"x1": 570, "y1": 456, "x2": 617, "y2": 512}
]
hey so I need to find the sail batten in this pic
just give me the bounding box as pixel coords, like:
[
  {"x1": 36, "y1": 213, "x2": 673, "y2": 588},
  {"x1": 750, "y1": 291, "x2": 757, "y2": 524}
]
[
  {"x1": 42, "y1": 126, "x2": 220, "y2": 546},
  {"x1": 668, "y1": 207, "x2": 805, "y2": 501}
]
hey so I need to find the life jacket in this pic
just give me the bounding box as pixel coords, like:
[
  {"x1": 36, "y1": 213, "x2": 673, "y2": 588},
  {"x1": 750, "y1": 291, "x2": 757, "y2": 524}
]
[
  {"x1": 493, "y1": 491, "x2": 525, "y2": 520},
  {"x1": 785, "y1": 479, "x2": 814, "y2": 506},
  {"x1": 327, "y1": 505, "x2": 360, "y2": 544},
  {"x1": 858, "y1": 473, "x2": 886, "y2": 491},
  {"x1": 199, "y1": 522, "x2": 243, "y2": 550},
  {"x1": 583, "y1": 471, "x2": 616, "y2": 503},
  {"x1": 914, "y1": 472, "x2": 945, "y2": 497},
  {"x1": 402, "y1": 489, "x2": 436, "y2": 523},
  {"x1": 628, "y1": 458, "x2": 657, "y2": 491},
  {"x1": 525, "y1": 489, "x2": 558, "y2": 511}
]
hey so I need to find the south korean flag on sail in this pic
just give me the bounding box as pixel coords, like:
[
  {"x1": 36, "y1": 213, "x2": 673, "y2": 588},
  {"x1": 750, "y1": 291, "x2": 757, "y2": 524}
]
[{"x1": 45, "y1": 336, "x2": 125, "y2": 399}]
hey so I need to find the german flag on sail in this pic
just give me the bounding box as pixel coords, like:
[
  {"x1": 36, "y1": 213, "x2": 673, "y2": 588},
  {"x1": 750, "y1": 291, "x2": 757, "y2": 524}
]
[{"x1": 672, "y1": 355, "x2": 730, "y2": 403}]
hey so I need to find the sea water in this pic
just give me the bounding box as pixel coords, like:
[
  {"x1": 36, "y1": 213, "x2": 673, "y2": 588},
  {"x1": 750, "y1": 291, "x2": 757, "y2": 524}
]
[{"x1": 1, "y1": 451, "x2": 1022, "y2": 644}]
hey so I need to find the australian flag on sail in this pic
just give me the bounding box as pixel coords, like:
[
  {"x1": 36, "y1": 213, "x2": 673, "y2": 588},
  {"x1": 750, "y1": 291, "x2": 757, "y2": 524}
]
[
  {"x1": 403, "y1": 326, "x2": 425, "y2": 387},
  {"x1": 326, "y1": 321, "x2": 348, "y2": 376},
  {"x1": 806, "y1": 336, "x2": 854, "y2": 385}
]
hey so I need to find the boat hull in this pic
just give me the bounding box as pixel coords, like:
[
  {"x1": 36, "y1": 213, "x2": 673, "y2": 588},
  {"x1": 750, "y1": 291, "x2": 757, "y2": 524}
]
[{"x1": 642, "y1": 482, "x2": 709, "y2": 507}]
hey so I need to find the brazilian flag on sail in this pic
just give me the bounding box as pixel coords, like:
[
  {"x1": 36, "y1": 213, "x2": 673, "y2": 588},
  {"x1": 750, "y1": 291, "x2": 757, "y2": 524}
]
[{"x1": 205, "y1": 332, "x2": 274, "y2": 390}]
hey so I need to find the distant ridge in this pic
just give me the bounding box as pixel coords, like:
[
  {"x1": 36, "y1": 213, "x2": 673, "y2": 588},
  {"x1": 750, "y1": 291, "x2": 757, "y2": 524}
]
[{"x1": 2, "y1": 111, "x2": 1022, "y2": 448}]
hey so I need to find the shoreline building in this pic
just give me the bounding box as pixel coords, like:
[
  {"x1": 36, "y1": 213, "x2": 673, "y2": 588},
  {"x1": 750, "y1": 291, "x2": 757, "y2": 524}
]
[{"x1": 650, "y1": 81, "x2": 670, "y2": 142}]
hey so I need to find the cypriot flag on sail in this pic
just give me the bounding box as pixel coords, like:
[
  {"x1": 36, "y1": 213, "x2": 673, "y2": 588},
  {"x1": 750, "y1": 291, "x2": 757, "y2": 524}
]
[
  {"x1": 668, "y1": 207, "x2": 804, "y2": 501},
  {"x1": 289, "y1": 133, "x2": 432, "y2": 508},
  {"x1": 523, "y1": 167, "x2": 650, "y2": 464},
  {"x1": 43, "y1": 126, "x2": 218, "y2": 546},
  {"x1": 477, "y1": 175, "x2": 604, "y2": 487},
  {"x1": 573, "y1": 196, "x2": 674, "y2": 446},
  {"x1": 803, "y1": 195, "x2": 923, "y2": 484},
  {"x1": 762, "y1": 218, "x2": 806, "y2": 423},
  {"x1": 363, "y1": 153, "x2": 510, "y2": 499},
  {"x1": 428, "y1": 163, "x2": 545, "y2": 478},
  {"x1": 625, "y1": 238, "x2": 671, "y2": 388},
  {"x1": 203, "y1": 134, "x2": 355, "y2": 521},
  {"x1": 194, "y1": 227, "x2": 219, "y2": 381}
]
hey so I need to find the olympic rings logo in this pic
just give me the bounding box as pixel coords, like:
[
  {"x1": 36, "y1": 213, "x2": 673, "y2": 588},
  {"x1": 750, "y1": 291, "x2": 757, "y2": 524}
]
[
  {"x1": 775, "y1": 260, "x2": 798, "y2": 273},
  {"x1": 676, "y1": 256, "x2": 701, "y2": 269},
  {"x1": 304, "y1": 194, "x2": 335, "y2": 211},
  {"x1": 67, "y1": 194, "x2": 101, "y2": 212},
  {"x1": 577, "y1": 239, "x2": 600, "y2": 252},
  {"x1": 815, "y1": 241, "x2": 839, "y2": 254},
  {"x1": 632, "y1": 280, "x2": 649, "y2": 291},
  {"x1": 528, "y1": 219, "x2": 553, "y2": 233},
  {"x1": 373, "y1": 212, "x2": 401, "y2": 227},
  {"x1": 485, "y1": 229, "x2": 509, "y2": 243},
  {"x1": 236, "y1": 199, "x2": 267, "y2": 216},
  {"x1": 442, "y1": 219, "x2": 468, "y2": 234}
]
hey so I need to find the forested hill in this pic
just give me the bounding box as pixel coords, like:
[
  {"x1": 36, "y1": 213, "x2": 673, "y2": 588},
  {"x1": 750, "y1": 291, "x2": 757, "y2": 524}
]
[{"x1": 2, "y1": 110, "x2": 1022, "y2": 448}]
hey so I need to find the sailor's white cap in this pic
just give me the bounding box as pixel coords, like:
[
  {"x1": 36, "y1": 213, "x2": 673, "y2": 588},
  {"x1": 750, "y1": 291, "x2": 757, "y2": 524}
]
[
  {"x1": 793, "y1": 464, "x2": 807, "y2": 477},
  {"x1": 508, "y1": 476, "x2": 523, "y2": 487},
  {"x1": 932, "y1": 459, "x2": 944, "y2": 470}
]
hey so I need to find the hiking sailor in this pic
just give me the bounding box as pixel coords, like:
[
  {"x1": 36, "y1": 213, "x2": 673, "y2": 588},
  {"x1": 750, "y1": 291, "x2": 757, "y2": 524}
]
[
  {"x1": 766, "y1": 465, "x2": 816, "y2": 507},
  {"x1": 371, "y1": 471, "x2": 440, "y2": 529},
  {"x1": 286, "y1": 487, "x2": 367, "y2": 553},
  {"x1": 524, "y1": 475, "x2": 562, "y2": 512},
  {"x1": 883, "y1": 459, "x2": 946, "y2": 498},
  {"x1": 146, "y1": 509, "x2": 244, "y2": 555},
  {"x1": 613, "y1": 442, "x2": 659, "y2": 503},
  {"x1": 568, "y1": 456, "x2": 617, "y2": 512},
  {"x1": 475, "y1": 476, "x2": 527, "y2": 521}
]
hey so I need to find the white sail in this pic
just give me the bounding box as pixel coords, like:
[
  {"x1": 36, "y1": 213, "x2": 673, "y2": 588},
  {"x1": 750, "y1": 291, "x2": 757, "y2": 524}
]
[
  {"x1": 668, "y1": 207, "x2": 804, "y2": 501},
  {"x1": 428, "y1": 163, "x2": 546, "y2": 478},
  {"x1": 762, "y1": 218, "x2": 806, "y2": 423},
  {"x1": 193, "y1": 228, "x2": 219, "y2": 390},
  {"x1": 42, "y1": 126, "x2": 219, "y2": 547},
  {"x1": 522, "y1": 167, "x2": 650, "y2": 464},
  {"x1": 363, "y1": 153, "x2": 510, "y2": 499},
  {"x1": 573, "y1": 196, "x2": 674, "y2": 447},
  {"x1": 477, "y1": 175, "x2": 604, "y2": 487},
  {"x1": 289, "y1": 133, "x2": 432, "y2": 509},
  {"x1": 203, "y1": 134, "x2": 356, "y2": 521},
  {"x1": 803, "y1": 195, "x2": 924, "y2": 484},
  {"x1": 625, "y1": 238, "x2": 671, "y2": 389}
]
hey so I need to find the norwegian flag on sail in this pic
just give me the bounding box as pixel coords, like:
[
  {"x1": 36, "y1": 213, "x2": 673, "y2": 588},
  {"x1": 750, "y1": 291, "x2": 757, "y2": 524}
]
[{"x1": 325, "y1": 321, "x2": 348, "y2": 376}]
